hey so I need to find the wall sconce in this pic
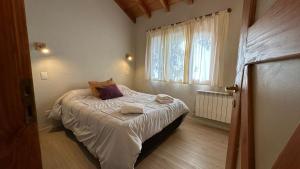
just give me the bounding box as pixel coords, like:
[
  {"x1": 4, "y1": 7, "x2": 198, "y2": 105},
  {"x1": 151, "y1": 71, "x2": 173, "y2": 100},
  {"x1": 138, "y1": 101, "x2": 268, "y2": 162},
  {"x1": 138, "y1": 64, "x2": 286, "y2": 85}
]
[
  {"x1": 34, "y1": 42, "x2": 50, "y2": 54},
  {"x1": 125, "y1": 53, "x2": 133, "y2": 61}
]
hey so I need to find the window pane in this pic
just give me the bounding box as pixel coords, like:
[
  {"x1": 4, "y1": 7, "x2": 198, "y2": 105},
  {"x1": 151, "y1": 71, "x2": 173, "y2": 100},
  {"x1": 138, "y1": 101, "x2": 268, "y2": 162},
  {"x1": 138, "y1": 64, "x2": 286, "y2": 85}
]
[
  {"x1": 150, "y1": 35, "x2": 164, "y2": 80},
  {"x1": 190, "y1": 29, "x2": 212, "y2": 83},
  {"x1": 166, "y1": 29, "x2": 185, "y2": 82}
]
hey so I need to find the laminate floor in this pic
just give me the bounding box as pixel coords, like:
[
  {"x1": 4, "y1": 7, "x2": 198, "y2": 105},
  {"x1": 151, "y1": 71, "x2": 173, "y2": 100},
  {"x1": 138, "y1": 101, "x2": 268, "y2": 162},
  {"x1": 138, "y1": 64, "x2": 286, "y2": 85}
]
[{"x1": 39, "y1": 117, "x2": 228, "y2": 169}]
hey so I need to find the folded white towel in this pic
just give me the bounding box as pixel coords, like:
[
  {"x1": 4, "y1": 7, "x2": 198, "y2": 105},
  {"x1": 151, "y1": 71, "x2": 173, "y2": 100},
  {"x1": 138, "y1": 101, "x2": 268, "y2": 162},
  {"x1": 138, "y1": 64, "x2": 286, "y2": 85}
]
[
  {"x1": 155, "y1": 98, "x2": 173, "y2": 104},
  {"x1": 157, "y1": 94, "x2": 173, "y2": 100},
  {"x1": 155, "y1": 94, "x2": 174, "y2": 104},
  {"x1": 120, "y1": 102, "x2": 144, "y2": 114}
]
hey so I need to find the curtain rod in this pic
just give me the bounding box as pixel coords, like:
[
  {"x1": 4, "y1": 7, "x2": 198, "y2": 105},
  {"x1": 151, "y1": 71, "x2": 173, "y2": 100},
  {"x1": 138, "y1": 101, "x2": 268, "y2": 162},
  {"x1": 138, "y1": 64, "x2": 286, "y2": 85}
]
[{"x1": 147, "y1": 8, "x2": 232, "y2": 32}]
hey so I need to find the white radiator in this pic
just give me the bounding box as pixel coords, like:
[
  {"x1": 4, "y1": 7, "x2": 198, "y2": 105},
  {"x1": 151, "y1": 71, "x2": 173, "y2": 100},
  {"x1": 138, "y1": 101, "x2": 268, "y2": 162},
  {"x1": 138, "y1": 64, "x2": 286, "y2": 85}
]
[{"x1": 195, "y1": 91, "x2": 233, "y2": 123}]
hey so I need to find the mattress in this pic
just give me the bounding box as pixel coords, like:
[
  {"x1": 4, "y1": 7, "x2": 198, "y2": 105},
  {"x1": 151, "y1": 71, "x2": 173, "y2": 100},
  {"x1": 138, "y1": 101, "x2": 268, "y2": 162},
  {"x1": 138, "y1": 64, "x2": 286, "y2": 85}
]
[{"x1": 49, "y1": 85, "x2": 189, "y2": 169}]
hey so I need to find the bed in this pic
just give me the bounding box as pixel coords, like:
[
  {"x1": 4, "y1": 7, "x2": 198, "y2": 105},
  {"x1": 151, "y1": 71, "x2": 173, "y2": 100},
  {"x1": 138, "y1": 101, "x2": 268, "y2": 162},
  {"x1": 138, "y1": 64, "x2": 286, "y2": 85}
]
[{"x1": 49, "y1": 85, "x2": 189, "y2": 169}]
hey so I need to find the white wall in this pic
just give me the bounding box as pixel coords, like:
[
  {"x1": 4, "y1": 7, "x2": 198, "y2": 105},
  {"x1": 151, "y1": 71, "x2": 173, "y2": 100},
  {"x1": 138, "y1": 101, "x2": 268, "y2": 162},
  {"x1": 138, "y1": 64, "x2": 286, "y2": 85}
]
[
  {"x1": 133, "y1": 0, "x2": 244, "y2": 113},
  {"x1": 25, "y1": 0, "x2": 135, "y2": 130},
  {"x1": 255, "y1": 0, "x2": 277, "y2": 20}
]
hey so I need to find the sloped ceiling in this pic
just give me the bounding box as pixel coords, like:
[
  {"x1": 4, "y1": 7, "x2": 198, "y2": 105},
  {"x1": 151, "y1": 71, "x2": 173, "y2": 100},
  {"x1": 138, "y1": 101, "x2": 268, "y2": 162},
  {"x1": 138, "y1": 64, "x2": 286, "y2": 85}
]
[{"x1": 114, "y1": 0, "x2": 194, "y2": 23}]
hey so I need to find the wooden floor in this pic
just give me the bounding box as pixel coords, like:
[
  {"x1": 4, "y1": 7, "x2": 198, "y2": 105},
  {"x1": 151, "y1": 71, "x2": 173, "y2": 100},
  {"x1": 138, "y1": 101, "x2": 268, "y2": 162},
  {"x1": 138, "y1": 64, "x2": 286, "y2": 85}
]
[{"x1": 39, "y1": 117, "x2": 228, "y2": 169}]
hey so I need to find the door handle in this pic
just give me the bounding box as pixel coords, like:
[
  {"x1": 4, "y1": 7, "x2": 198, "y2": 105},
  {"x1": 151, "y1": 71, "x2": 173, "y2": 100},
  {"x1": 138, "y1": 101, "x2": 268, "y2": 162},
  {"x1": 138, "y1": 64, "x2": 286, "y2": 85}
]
[
  {"x1": 20, "y1": 79, "x2": 37, "y2": 124},
  {"x1": 225, "y1": 84, "x2": 239, "y2": 93}
]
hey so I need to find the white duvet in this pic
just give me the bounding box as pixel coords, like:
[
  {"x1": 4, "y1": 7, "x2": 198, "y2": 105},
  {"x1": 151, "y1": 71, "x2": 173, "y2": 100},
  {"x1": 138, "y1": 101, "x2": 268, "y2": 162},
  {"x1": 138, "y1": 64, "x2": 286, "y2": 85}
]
[{"x1": 49, "y1": 85, "x2": 189, "y2": 169}]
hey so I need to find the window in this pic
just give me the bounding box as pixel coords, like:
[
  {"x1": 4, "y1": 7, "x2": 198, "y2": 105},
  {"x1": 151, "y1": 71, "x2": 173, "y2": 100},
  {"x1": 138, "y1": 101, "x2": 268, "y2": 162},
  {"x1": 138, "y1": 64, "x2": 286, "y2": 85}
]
[
  {"x1": 189, "y1": 18, "x2": 214, "y2": 84},
  {"x1": 149, "y1": 34, "x2": 164, "y2": 80},
  {"x1": 145, "y1": 11, "x2": 229, "y2": 87},
  {"x1": 165, "y1": 27, "x2": 186, "y2": 82},
  {"x1": 146, "y1": 26, "x2": 187, "y2": 82}
]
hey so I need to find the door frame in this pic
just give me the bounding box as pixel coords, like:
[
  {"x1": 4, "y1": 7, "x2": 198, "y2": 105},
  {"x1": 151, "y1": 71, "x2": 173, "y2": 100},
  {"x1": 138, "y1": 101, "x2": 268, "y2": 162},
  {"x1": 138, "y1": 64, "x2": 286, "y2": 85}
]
[
  {"x1": 226, "y1": 0, "x2": 300, "y2": 168},
  {"x1": 226, "y1": 0, "x2": 256, "y2": 168}
]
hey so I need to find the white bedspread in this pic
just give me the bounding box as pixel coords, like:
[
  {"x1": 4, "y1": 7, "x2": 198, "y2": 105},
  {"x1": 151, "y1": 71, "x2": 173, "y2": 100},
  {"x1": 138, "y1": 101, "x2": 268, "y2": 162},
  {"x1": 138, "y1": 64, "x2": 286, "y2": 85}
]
[{"x1": 49, "y1": 85, "x2": 189, "y2": 169}]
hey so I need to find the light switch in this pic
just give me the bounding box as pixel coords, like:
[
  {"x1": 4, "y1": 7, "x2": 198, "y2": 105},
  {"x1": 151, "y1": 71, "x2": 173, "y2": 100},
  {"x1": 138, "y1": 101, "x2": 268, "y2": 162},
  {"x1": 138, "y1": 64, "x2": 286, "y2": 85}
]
[{"x1": 40, "y1": 72, "x2": 48, "y2": 80}]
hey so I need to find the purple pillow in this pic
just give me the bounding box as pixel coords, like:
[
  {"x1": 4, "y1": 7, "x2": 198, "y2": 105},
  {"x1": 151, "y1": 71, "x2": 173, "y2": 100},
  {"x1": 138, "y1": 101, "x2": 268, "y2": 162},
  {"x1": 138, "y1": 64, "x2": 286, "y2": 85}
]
[{"x1": 96, "y1": 84, "x2": 123, "y2": 100}]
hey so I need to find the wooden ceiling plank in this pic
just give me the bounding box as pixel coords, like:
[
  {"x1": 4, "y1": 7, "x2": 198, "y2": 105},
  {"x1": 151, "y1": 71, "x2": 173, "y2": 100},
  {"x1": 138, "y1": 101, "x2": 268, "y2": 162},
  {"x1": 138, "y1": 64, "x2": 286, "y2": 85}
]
[
  {"x1": 114, "y1": 0, "x2": 194, "y2": 22},
  {"x1": 114, "y1": 0, "x2": 136, "y2": 23},
  {"x1": 186, "y1": 0, "x2": 194, "y2": 4},
  {"x1": 137, "y1": 0, "x2": 151, "y2": 18},
  {"x1": 160, "y1": 0, "x2": 170, "y2": 11}
]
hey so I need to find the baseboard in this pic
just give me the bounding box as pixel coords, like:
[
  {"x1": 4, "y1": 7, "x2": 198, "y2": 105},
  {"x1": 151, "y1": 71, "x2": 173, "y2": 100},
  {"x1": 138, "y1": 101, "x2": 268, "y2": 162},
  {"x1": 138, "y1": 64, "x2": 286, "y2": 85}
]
[
  {"x1": 38, "y1": 122, "x2": 63, "y2": 133},
  {"x1": 39, "y1": 125, "x2": 53, "y2": 133},
  {"x1": 189, "y1": 115, "x2": 230, "y2": 131}
]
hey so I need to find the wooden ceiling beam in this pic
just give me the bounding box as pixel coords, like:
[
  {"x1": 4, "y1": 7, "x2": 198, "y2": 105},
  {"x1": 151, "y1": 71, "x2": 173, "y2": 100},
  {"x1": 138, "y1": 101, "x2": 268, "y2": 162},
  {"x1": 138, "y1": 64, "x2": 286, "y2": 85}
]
[
  {"x1": 137, "y1": 0, "x2": 151, "y2": 18},
  {"x1": 114, "y1": 0, "x2": 195, "y2": 23},
  {"x1": 186, "y1": 0, "x2": 194, "y2": 4},
  {"x1": 160, "y1": 0, "x2": 170, "y2": 12},
  {"x1": 114, "y1": 0, "x2": 136, "y2": 23}
]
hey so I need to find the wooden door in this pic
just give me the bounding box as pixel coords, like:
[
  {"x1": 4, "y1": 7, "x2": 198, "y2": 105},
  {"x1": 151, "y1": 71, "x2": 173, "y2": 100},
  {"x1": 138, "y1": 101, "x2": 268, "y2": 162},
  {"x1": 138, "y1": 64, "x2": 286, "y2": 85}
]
[
  {"x1": 0, "y1": 0, "x2": 43, "y2": 169},
  {"x1": 226, "y1": 0, "x2": 300, "y2": 168}
]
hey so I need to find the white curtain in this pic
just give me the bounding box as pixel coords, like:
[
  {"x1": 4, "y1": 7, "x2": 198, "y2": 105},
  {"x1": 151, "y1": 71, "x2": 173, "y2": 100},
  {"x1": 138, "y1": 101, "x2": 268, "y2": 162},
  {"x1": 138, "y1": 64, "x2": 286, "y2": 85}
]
[
  {"x1": 189, "y1": 16, "x2": 214, "y2": 85},
  {"x1": 211, "y1": 11, "x2": 229, "y2": 87},
  {"x1": 145, "y1": 31, "x2": 165, "y2": 80},
  {"x1": 145, "y1": 10, "x2": 229, "y2": 87},
  {"x1": 165, "y1": 25, "x2": 189, "y2": 82},
  {"x1": 145, "y1": 25, "x2": 189, "y2": 83}
]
